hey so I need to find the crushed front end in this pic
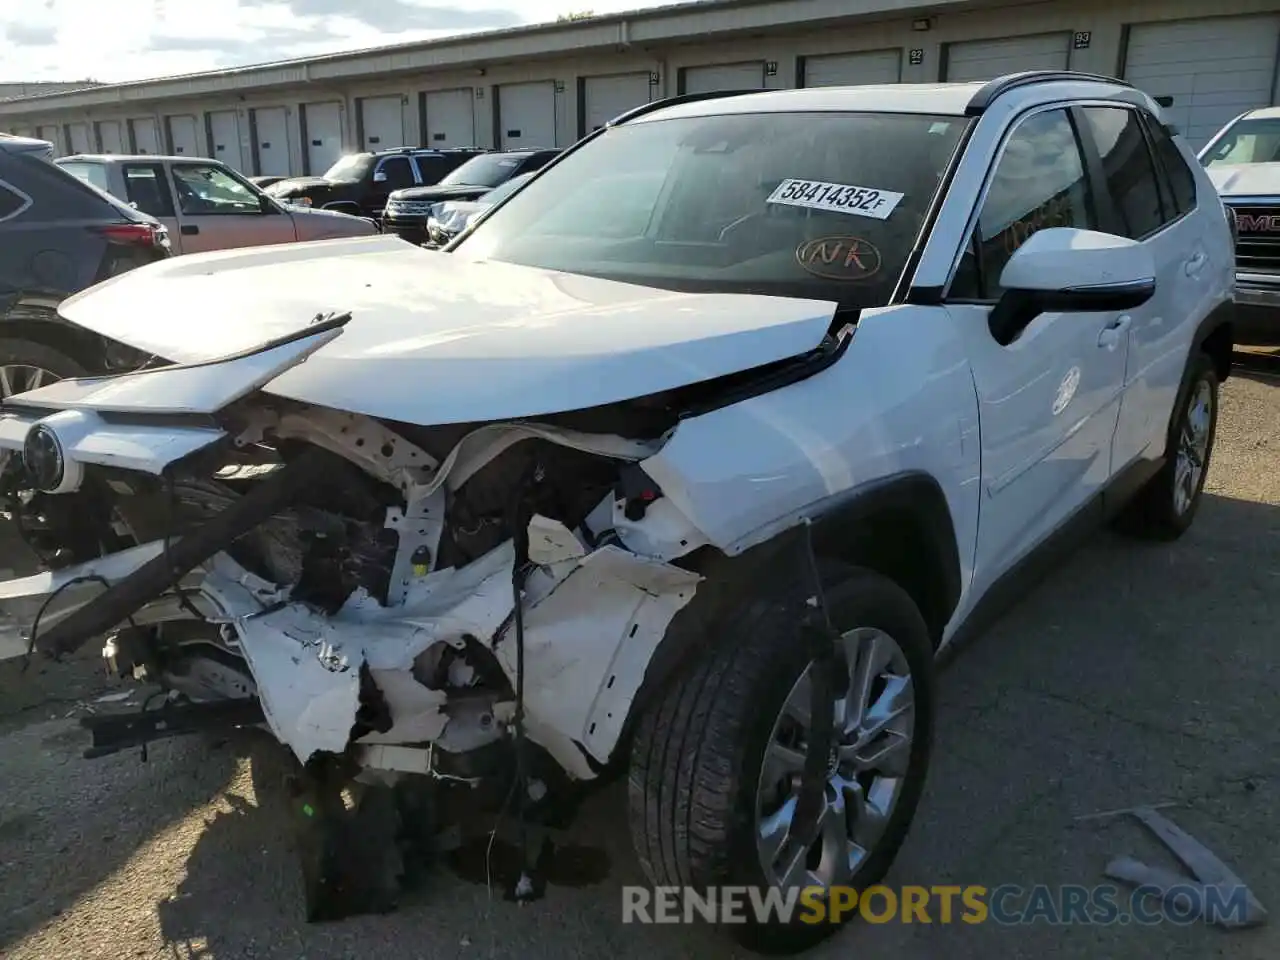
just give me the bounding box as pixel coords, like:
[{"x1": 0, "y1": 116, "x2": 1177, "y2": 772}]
[{"x1": 0, "y1": 325, "x2": 711, "y2": 915}]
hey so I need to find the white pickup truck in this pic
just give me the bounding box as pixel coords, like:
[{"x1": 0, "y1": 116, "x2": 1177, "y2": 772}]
[
  {"x1": 56, "y1": 154, "x2": 377, "y2": 255},
  {"x1": 1199, "y1": 106, "x2": 1280, "y2": 338}
]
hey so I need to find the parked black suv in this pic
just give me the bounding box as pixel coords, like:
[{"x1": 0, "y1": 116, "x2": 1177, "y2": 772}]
[
  {"x1": 262, "y1": 147, "x2": 485, "y2": 220},
  {"x1": 382, "y1": 148, "x2": 560, "y2": 245},
  {"x1": 0, "y1": 133, "x2": 171, "y2": 387}
]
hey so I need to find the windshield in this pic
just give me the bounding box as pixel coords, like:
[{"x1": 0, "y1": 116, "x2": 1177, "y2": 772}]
[
  {"x1": 1202, "y1": 118, "x2": 1280, "y2": 166},
  {"x1": 479, "y1": 171, "x2": 535, "y2": 206},
  {"x1": 441, "y1": 153, "x2": 525, "y2": 187},
  {"x1": 453, "y1": 111, "x2": 967, "y2": 307},
  {"x1": 323, "y1": 154, "x2": 375, "y2": 181}
]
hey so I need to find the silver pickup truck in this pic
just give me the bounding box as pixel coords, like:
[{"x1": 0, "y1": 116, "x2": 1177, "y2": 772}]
[
  {"x1": 1200, "y1": 107, "x2": 1280, "y2": 339},
  {"x1": 56, "y1": 154, "x2": 377, "y2": 255}
]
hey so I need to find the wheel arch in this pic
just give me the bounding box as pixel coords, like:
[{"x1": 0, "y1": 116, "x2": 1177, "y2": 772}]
[
  {"x1": 613, "y1": 471, "x2": 960, "y2": 768},
  {"x1": 0, "y1": 307, "x2": 105, "y2": 372},
  {"x1": 1194, "y1": 299, "x2": 1234, "y2": 384}
]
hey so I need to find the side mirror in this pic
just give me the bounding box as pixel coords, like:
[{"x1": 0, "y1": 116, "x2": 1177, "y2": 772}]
[
  {"x1": 989, "y1": 228, "x2": 1157, "y2": 345},
  {"x1": 373, "y1": 170, "x2": 388, "y2": 183}
]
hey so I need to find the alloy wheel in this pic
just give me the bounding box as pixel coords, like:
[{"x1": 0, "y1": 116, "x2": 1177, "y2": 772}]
[
  {"x1": 1173, "y1": 378, "x2": 1213, "y2": 516},
  {"x1": 756, "y1": 626, "x2": 916, "y2": 890}
]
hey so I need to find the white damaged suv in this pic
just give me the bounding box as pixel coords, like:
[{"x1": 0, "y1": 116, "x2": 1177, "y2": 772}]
[{"x1": 0, "y1": 72, "x2": 1234, "y2": 950}]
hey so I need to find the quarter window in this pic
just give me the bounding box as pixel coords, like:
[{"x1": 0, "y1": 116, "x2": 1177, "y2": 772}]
[
  {"x1": 953, "y1": 108, "x2": 1096, "y2": 300},
  {"x1": 0, "y1": 182, "x2": 28, "y2": 220},
  {"x1": 1081, "y1": 107, "x2": 1165, "y2": 240},
  {"x1": 1144, "y1": 116, "x2": 1196, "y2": 216}
]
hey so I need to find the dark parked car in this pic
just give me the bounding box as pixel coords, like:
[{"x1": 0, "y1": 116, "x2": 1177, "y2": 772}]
[
  {"x1": 382, "y1": 148, "x2": 560, "y2": 245},
  {"x1": 0, "y1": 133, "x2": 171, "y2": 388},
  {"x1": 262, "y1": 147, "x2": 484, "y2": 220},
  {"x1": 248, "y1": 174, "x2": 288, "y2": 190}
]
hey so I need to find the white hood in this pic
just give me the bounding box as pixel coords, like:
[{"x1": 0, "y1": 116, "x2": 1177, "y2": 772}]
[
  {"x1": 1205, "y1": 163, "x2": 1280, "y2": 198},
  {"x1": 59, "y1": 235, "x2": 837, "y2": 425}
]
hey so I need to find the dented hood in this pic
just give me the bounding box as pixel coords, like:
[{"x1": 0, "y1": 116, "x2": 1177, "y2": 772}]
[{"x1": 59, "y1": 235, "x2": 837, "y2": 425}]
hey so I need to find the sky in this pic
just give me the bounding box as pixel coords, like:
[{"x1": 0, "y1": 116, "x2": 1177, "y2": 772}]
[{"x1": 0, "y1": 0, "x2": 676, "y2": 83}]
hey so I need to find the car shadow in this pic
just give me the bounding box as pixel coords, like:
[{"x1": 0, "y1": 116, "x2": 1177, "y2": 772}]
[{"x1": 0, "y1": 699, "x2": 244, "y2": 952}]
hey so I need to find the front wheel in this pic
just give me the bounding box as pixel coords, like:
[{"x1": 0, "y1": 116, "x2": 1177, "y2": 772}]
[{"x1": 627, "y1": 565, "x2": 935, "y2": 953}]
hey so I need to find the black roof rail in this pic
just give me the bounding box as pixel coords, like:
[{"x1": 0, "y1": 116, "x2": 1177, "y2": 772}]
[
  {"x1": 608, "y1": 88, "x2": 766, "y2": 127},
  {"x1": 964, "y1": 70, "x2": 1133, "y2": 116}
]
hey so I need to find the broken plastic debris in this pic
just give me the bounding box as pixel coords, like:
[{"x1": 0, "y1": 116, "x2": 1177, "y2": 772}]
[
  {"x1": 94, "y1": 691, "x2": 134, "y2": 703},
  {"x1": 1103, "y1": 807, "x2": 1267, "y2": 929}
]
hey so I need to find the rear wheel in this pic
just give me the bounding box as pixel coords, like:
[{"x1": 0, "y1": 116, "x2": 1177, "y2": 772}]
[
  {"x1": 628, "y1": 564, "x2": 935, "y2": 953},
  {"x1": 1114, "y1": 351, "x2": 1219, "y2": 540}
]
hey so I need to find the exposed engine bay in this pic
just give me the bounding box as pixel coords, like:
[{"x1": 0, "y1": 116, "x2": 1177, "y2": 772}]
[
  {"x1": 0, "y1": 387, "x2": 713, "y2": 769},
  {"x1": 0, "y1": 379, "x2": 722, "y2": 912}
]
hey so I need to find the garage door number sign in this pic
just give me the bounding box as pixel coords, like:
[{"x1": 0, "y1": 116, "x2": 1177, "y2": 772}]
[{"x1": 767, "y1": 178, "x2": 904, "y2": 220}]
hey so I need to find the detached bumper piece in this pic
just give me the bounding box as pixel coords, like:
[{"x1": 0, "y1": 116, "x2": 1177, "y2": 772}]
[{"x1": 81, "y1": 697, "x2": 265, "y2": 759}]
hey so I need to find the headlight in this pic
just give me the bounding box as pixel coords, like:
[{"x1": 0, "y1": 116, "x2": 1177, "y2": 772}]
[
  {"x1": 22, "y1": 423, "x2": 81, "y2": 495},
  {"x1": 287, "y1": 196, "x2": 313, "y2": 207}
]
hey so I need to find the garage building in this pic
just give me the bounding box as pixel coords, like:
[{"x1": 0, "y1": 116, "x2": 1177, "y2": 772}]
[{"x1": 2, "y1": 1, "x2": 1276, "y2": 174}]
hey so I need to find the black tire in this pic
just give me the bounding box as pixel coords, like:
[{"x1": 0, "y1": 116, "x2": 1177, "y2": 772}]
[
  {"x1": 1113, "y1": 351, "x2": 1219, "y2": 541},
  {"x1": 627, "y1": 564, "x2": 935, "y2": 954},
  {"x1": 0, "y1": 337, "x2": 87, "y2": 397}
]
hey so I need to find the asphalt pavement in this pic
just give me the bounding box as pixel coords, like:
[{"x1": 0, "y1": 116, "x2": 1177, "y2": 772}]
[{"x1": 1, "y1": 359, "x2": 1279, "y2": 960}]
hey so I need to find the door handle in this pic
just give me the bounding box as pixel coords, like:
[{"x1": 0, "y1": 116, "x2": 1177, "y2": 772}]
[
  {"x1": 1098, "y1": 314, "x2": 1132, "y2": 351},
  {"x1": 181, "y1": 224, "x2": 199, "y2": 235},
  {"x1": 1184, "y1": 251, "x2": 1207, "y2": 276}
]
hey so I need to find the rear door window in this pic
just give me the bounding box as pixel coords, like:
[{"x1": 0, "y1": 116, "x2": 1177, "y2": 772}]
[
  {"x1": 122, "y1": 163, "x2": 175, "y2": 218},
  {"x1": 413, "y1": 155, "x2": 453, "y2": 184},
  {"x1": 377, "y1": 156, "x2": 415, "y2": 190},
  {"x1": 1080, "y1": 107, "x2": 1167, "y2": 239}
]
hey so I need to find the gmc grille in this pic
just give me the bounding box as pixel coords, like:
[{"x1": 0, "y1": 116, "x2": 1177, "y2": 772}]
[{"x1": 1226, "y1": 204, "x2": 1280, "y2": 273}]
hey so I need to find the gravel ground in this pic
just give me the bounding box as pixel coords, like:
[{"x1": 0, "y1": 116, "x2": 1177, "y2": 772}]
[{"x1": 1, "y1": 358, "x2": 1279, "y2": 960}]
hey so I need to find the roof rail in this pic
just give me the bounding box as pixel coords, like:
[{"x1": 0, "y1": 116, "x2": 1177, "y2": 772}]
[
  {"x1": 964, "y1": 70, "x2": 1133, "y2": 116},
  {"x1": 608, "y1": 88, "x2": 765, "y2": 127}
]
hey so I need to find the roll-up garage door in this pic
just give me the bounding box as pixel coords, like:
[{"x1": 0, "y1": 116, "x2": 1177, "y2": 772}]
[
  {"x1": 498, "y1": 82, "x2": 557, "y2": 149},
  {"x1": 37, "y1": 125, "x2": 62, "y2": 154},
  {"x1": 360, "y1": 95, "x2": 404, "y2": 150},
  {"x1": 802, "y1": 50, "x2": 902, "y2": 86},
  {"x1": 208, "y1": 110, "x2": 245, "y2": 171},
  {"x1": 423, "y1": 88, "x2": 475, "y2": 146},
  {"x1": 944, "y1": 34, "x2": 1071, "y2": 81},
  {"x1": 167, "y1": 115, "x2": 200, "y2": 157},
  {"x1": 681, "y1": 61, "x2": 766, "y2": 94},
  {"x1": 96, "y1": 119, "x2": 125, "y2": 154},
  {"x1": 303, "y1": 101, "x2": 343, "y2": 175},
  {"x1": 253, "y1": 107, "x2": 290, "y2": 177},
  {"x1": 67, "y1": 122, "x2": 92, "y2": 155},
  {"x1": 1123, "y1": 15, "x2": 1280, "y2": 149},
  {"x1": 582, "y1": 72, "x2": 653, "y2": 133},
  {"x1": 130, "y1": 117, "x2": 160, "y2": 154}
]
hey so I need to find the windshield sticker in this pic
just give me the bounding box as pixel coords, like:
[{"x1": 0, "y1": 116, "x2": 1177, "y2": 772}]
[
  {"x1": 767, "y1": 179, "x2": 904, "y2": 220},
  {"x1": 795, "y1": 236, "x2": 882, "y2": 281}
]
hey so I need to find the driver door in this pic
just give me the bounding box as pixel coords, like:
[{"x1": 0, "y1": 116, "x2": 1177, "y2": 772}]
[
  {"x1": 947, "y1": 107, "x2": 1130, "y2": 596},
  {"x1": 167, "y1": 161, "x2": 296, "y2": 253}
]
